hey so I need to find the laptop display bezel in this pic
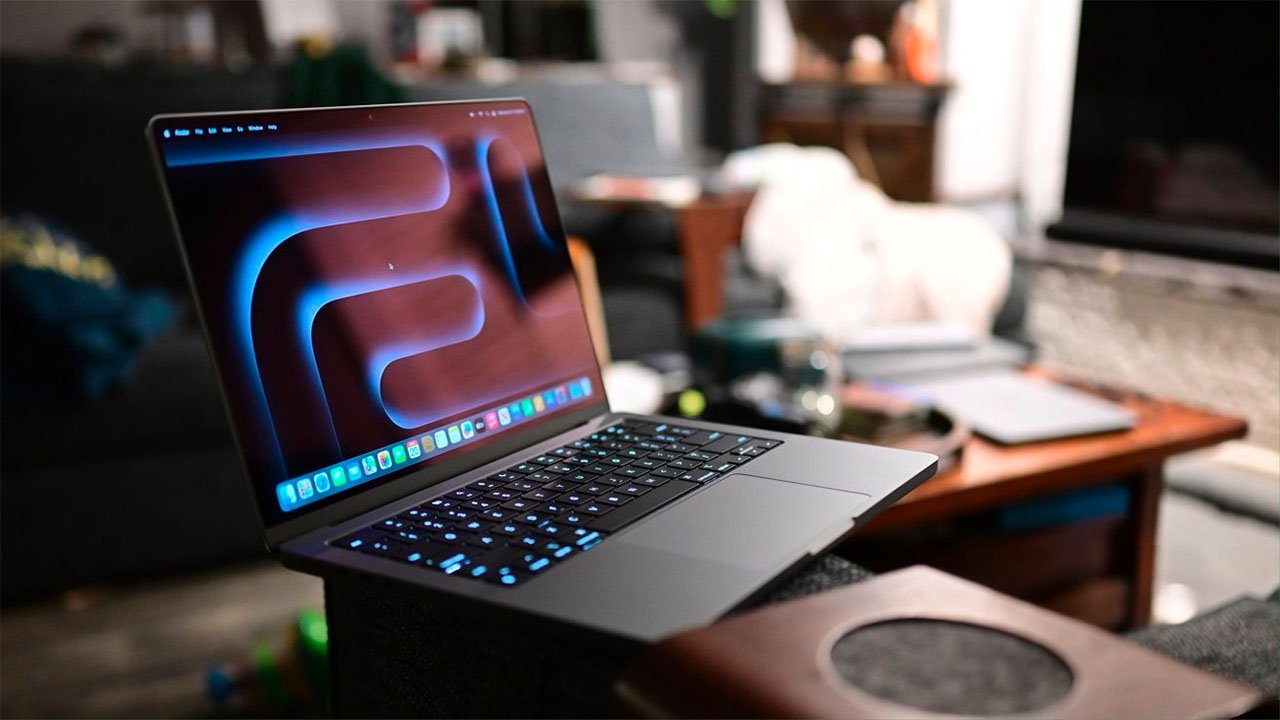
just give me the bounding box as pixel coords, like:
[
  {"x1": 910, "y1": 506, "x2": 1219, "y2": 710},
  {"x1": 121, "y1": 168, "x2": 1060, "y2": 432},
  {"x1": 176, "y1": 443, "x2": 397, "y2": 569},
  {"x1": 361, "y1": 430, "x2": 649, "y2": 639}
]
[{"x1": 145, "y1": 100, "x2": 611, "y2": 550}]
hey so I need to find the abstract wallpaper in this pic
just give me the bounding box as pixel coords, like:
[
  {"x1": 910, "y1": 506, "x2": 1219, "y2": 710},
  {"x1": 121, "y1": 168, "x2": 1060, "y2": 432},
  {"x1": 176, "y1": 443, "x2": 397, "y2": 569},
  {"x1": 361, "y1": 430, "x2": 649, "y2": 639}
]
[{"x1": 156, "y1": 103, "x2": 602, "y2": 525}]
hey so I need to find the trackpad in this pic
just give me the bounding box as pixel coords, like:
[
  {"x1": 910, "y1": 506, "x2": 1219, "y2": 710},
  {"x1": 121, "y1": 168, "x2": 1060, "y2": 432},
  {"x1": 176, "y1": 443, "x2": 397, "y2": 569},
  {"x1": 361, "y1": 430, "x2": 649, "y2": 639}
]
[{"x1": 618, "y1": 474, "x2": 867, "y2": 570}]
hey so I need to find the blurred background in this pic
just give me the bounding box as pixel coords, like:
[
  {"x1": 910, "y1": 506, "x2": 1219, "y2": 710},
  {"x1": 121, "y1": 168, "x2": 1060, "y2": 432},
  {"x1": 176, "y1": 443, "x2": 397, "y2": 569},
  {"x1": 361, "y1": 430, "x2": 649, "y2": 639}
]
[{"x1": 1, "y1": 0, "x2": 1276, "y2": 716}]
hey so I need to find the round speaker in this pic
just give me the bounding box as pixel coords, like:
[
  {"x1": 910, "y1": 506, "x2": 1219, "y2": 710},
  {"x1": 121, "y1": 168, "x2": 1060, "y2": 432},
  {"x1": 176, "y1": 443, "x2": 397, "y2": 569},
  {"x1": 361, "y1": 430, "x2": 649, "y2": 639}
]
[{"x1": 831, "y1": 619, "x2": 1074, "y2": 715}]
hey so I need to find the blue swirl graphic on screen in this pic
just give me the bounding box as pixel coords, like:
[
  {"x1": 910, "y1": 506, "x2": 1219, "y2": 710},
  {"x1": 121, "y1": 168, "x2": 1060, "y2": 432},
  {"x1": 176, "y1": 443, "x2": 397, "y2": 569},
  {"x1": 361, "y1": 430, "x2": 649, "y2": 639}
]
[
  {"x1": 477, "y1": 135, "x2": 561, "y2": 307},
  {"x1": 298, "y1": 269, "x2": 485, "y2": 435},
  {"x1": 167, "y1": 135, "x2": 450, "y2": 479}
]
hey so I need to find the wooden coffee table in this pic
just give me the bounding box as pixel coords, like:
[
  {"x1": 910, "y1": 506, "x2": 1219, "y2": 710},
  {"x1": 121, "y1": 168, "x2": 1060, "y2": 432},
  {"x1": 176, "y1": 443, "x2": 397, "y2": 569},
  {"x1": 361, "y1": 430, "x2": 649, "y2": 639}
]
[{"x1": 839, "y1": 368, "x2": 1247, "y2": 630}]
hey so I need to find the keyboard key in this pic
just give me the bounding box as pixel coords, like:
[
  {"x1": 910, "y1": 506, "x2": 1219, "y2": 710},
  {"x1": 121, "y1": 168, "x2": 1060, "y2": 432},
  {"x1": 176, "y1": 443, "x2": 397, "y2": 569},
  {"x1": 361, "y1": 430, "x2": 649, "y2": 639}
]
[
  {"x1": 683, "y1": 431, "x2": 718, "y2": 446},
  {"x1": 542, "y1": 480, "x2": 574, "y2": 492},
  {"x1": 529, "y1": 455, "x2": 558, "y2": 465},
  {"x1": 597, "y1": 493, "x2": 632, "y2": 506},
  {"x1": 650, "y1": 450, "x2": 680, "y2": 461},
  {"x1": 501, "y1": 498, "x2": 538, "y2": 512},
  {"x1": 702, "y1": 434, "x2": 750, "y2": 454},
  {"x1": 700, "y1": 460, "x2": 737, "y2": 473},
  {"x1": 468, "y1": 479, "x2": 504, "y2": 491},
  {"x1": 481, "y1": 508, "x2": 512, "y2": 521},
  {"x1": 560, "y1": 512, "x2": 589, "y2": 525},
  {"x1": 685, "y1": 450, "x2": 716, "y2": 462},
  {"x1": 485, "y1": 488, "x2": 518, "y2": 501},
  {"x1": 544, "y1": 464, "x2": 577, "y2": 474},
  {"x1": 536, "y1": 538, "x2": 575, "y2": 558},
  {"x1": 635, "y1": 475, "x2": 669, "y2": 487},
  {"x1": 426, "y1": 498, "x2": 456, "y2": 509},
  {"x1": 493, "y1": 523, "x2": 523, "y2": 537},
  {"x1": 535, "y1": 523, "x2": 570, "y2": 538},
  {"x1": 524, "y1": 554, "x2": 553, "y2": 573},
  {"x1": 395, "y1": 528, "x2": 425, "y2": 543},
  {"x1": 571, "y1": 528, "x2": 604, "y2": 549},
  {"x1": 615, "y1": 466, "x2": 645, "y2": 477},
  {"x1": 334, "y1": 528, "x2": 383, "y2": 551},
  {"x1": 490, "y1": 470, "x2": 525, "y2": 482},
  {"x1": 559, "y1": 491, "x2": 591, "y2": 504},
  {"x1": 514, "y1": 512, "x2": 548, "y2": 526},
  {"x1": 551, "y1": 447, "x2": 579, "y2": 457},
  {"x1": 582, "y1": 464, "x2": 612, "y2": 475},
  {"x1": 667, "y1": 458, "x2": 700, "y2": 470},
  {"x1": 596, "y1": 475, "x2": 628, "y2": 486},
  {"x1": 619, "y1": 484, "x2": 651, "y2": 496},
  {"x1": 652, "y1": 467, "x2": 683, "y2": 478},
  {"x1": 506, "y1": 479, "x2": 539, "y2": 492},
  {"x1": 512, "y1": 534, "x2": 542, "y2": 551},
  {"x1": 538, "y1": 501, "x2": 571, "y2": 515},
  {"x1": 664, "y1": 442, "x2": 693, "y2": 453},
  {"x1": 509, "y1": 463, "x2": 538, "y2": 474},
  {"x1": 437, "y1": 551, "x2": 475, "y2": 575},
  {"x1": 580, "y1": 484, "x2": 609, "y2": 495},
  {"x1": 734, "y1": 445, "x2": 768, "y2": 457},
  {"x1": 587, "y1": 479, "x2": 699, "y2": 533},
  {"x1": 468, "y1": 534, "x2": 503, "y2": 549},
  {"x1": 634, "y1": 458, "x2": 665, "y2": 469},
  {"x1": 523, "y1": 489, "x2": 556, "y2": 501},
  {"x1": 463, "y1": 498, "x2": 497, "y2": 510},
  {"x1": 431, "y1": 529, "x2": 464, "y2": 545},
  {"x1": 577, "y1": 502, "x2": 609, "y2": 516},
  {"x1": 447, "y1": 488, "x2": 478, "y2": 500}
]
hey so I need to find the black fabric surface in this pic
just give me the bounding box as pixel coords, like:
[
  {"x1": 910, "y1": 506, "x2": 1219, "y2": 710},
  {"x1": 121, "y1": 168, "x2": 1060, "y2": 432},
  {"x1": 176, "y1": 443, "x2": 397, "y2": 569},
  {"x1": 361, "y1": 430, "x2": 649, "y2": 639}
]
[
  {"x1": 326, "y1": 554, "x2": 867, "y2": 718},
  {"x1": 1127, "y1": 595, "x2": 1280, "y2": 697}
]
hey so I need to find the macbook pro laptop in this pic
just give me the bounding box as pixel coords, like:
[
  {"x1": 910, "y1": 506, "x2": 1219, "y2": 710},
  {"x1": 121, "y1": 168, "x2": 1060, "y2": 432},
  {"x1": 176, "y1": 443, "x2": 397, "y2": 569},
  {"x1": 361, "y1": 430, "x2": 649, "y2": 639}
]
[{"x1": 147, "y1": 100, "x2": 936, "y2": 645}]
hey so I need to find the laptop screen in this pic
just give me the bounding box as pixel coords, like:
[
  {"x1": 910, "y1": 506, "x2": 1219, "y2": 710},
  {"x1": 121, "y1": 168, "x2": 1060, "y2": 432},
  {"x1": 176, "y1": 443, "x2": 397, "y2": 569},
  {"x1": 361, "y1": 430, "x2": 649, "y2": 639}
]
[{"x1": 151, "y1": 101, "x2": 604, "y2": 529}]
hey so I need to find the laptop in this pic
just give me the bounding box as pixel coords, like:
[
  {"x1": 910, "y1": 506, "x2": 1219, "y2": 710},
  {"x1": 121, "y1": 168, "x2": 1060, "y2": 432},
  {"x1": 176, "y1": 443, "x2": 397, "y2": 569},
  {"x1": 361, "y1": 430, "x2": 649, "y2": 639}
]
[
  {"x1": 147, "y1": 100, "x2": 936, "y2": 645},
  {"x1": 910, "y1": 369, "x2": 1137, "y2": 445}
]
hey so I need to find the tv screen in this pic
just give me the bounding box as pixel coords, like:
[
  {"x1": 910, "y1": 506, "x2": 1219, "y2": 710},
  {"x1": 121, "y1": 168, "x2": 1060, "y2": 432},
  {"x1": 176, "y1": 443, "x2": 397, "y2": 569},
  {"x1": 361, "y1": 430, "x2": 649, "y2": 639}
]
[{"x1": 1049, "y1": 0, "x2": 1279, "y2": 269}]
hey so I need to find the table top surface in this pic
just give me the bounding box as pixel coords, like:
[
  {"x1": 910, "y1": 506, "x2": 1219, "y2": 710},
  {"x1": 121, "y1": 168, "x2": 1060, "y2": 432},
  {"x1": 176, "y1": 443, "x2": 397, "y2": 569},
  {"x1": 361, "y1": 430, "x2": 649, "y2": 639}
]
[{"x1": 862, "y1": 367, "x2": 1248, "y2": 533}]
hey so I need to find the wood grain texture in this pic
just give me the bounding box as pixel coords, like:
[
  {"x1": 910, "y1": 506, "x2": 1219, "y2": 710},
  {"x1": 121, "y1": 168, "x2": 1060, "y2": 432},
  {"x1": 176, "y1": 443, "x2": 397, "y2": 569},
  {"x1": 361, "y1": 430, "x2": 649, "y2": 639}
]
[{"x1": 0, "y1": 560, "x2": 322, "y2": 719}]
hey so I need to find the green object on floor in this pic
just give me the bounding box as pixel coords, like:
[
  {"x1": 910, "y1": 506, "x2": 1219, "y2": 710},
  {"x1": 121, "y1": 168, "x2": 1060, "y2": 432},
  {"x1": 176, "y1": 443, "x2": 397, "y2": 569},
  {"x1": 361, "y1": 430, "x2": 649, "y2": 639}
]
[{"x1": 207, "y1": 608, "x2": 330, "y2": 715}]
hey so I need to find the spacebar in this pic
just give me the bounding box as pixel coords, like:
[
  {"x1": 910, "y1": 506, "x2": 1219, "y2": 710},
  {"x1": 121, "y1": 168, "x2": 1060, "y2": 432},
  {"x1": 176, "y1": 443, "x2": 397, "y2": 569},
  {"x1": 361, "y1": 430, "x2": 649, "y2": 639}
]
[{"x1": 587, "y1": 480, "x2": 699, "y2": 533}]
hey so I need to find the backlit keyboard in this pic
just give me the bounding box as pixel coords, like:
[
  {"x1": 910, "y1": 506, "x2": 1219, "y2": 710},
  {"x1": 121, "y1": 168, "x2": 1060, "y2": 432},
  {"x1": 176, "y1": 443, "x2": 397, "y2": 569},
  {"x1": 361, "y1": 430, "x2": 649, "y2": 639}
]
[{"x1": 333, "y1": 419, "x2": 782, "y2": 587}]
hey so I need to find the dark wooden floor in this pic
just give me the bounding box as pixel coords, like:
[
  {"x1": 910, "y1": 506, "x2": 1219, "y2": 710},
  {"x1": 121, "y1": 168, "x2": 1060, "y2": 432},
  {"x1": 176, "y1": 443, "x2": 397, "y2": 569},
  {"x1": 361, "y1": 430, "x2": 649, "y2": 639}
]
[{"x1": 1, "y1": 560, "x2": 323, "y2": 718}]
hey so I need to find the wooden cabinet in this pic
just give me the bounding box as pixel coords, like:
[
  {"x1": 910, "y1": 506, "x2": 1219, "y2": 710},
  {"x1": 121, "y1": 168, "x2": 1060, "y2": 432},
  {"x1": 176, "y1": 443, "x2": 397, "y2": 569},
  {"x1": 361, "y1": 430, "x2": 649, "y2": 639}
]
[{"x1": 759, "y1": 81, "x2": 949, "y2": 202}]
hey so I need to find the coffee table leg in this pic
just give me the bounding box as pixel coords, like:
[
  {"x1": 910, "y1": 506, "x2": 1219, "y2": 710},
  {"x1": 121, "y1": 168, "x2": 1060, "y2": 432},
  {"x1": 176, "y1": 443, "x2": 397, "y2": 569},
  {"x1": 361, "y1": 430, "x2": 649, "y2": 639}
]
[{"x1": 1126, "y1": 465, "x2": 1164, "y2": 628}]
